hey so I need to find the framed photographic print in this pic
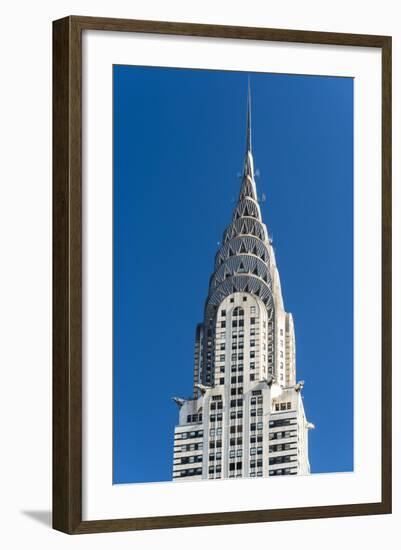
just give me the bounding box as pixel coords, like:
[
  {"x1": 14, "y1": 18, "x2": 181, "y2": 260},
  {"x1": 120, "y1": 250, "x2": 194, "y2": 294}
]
[{"x1": 53, "y1": 16, "x2": 392, "y2": 534}]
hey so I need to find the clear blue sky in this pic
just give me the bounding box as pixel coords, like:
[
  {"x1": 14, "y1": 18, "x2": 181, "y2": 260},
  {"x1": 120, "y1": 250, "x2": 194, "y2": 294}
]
[{"x1": 113, "y1": 65, "x2": 354, "y2": 484}]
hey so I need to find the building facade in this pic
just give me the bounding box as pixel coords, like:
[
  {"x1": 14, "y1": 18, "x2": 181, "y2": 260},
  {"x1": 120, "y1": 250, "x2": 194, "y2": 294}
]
[{"x1": 172, "y1": 89, "x2": 314, "y2": 482}]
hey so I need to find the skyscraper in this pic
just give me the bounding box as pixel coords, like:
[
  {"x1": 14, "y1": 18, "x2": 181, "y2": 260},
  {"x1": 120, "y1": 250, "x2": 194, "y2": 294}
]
[{"x1": 172, "y1": 85, "x2": 314, "y2": 482}]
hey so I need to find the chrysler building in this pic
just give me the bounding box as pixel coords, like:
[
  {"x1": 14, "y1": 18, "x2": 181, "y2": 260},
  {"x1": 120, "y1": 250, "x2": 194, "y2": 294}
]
[{"x1": 172, "y1": 85, "x2": 314, "y2": 481}]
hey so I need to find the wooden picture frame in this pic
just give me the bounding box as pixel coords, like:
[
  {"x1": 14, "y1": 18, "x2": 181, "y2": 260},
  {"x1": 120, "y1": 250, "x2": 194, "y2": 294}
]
[{"x1": 53, "y1": 15, "x2": 392, "y2": 534}]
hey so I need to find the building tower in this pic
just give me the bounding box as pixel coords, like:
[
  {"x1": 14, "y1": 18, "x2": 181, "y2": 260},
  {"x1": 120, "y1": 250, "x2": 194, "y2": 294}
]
[{"x1": 172, "y1": 84, "x2": 314, "y2": 481}]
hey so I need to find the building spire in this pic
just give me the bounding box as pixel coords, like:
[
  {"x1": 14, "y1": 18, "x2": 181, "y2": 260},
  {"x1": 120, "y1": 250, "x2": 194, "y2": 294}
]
[
  {"x1": 246, "y1": 77, "x2": 252, "y2": 154},
  {"x1": 240, "y1": 78, "x2": 257, "y2": 200}
]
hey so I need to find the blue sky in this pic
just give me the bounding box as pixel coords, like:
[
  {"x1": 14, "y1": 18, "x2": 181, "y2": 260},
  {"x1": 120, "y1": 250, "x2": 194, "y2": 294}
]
[{"x1": 113, "y1": 65, "x2": 354, "y2": 484}]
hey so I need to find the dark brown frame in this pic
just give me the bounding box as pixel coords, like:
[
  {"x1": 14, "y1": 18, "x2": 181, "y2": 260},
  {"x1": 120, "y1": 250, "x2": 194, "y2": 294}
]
[{"x1": 53, "y1": 15, "x2": 392, "y2": 534}]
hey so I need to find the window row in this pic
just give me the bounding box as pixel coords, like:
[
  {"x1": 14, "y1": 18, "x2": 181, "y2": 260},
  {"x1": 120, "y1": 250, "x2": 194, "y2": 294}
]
[
  {"x1": 250, "y1": 408, "x2": 263, "y2": 416},
  {"x1": 269, "y1": 454, "x2": 297, "y2": 465},
  {"x1": 250, "y1": 422, "x2": 264, "y2": 431},
  {"x1": 176, "y1": 430, "x2": 203, "y2": 440},
  {"x1": 250, "y1": 446, "x2": 263, "y2": 455},
  {"x1": 269, "y1": 430, "x2": 296, "y2": 440},
  {"x1": 186, "y1": 413, "x2": 202, "y2": 423},
  {"x1": 269, "y1": 468, "x2": 297, "y2": 476},
  {"x1": 175, "y1": 442, "x2": 203, "y2": 453},
  {"x1": 269, "y1": 418, "x2": 296, "y2": 428},
  {"x1": 269, "y1": 443, "x2": 293, "y2": 453},
  {"x1": 180, "y1": 455, "x2": 202, "y2": 465},
  {"x1": 209, "y1": 453, "x2": 222, "y2": 461},
  {"x1": 275, "y1": 402, "x2": 292, "y2": 411},
  {"x1": 209, "y1": 465, "x2": 222, "y2": 474},
  {"x1": 210, "y1": 401, "x2": 223, "y2": 410},
  {"x1": 175, "y1": 468, "x2": 202, "y2": 478},
  {"x1": 230, "y1": 425, "x2": 243, "y2": 434}
]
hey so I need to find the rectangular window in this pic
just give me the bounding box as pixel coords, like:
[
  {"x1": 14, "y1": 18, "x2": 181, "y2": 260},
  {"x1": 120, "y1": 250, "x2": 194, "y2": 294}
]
[
  {"x1": 220, "y1": 354, "x2": 225, "y2": 361},
  {"x1": 250, "y1": 318, "x2": 256, "y2": 325},
  {"x1": 221, "y1": 321, "x2": 226, "y2": 328},
  {"x1": 250, "y1": 340, "x2": 255, "y2": 347},
  {"x1": 250, "y1": 374, "x2": 255, "y2": 381},
  {"x1": 250, "y1": 306, "x2": 256, "y2": 314}
]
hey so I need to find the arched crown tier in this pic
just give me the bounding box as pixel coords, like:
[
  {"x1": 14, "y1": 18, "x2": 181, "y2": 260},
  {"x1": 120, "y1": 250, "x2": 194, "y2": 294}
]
[{"x1": 215, "y1": 235, "x2": 270, "y2": 268}]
